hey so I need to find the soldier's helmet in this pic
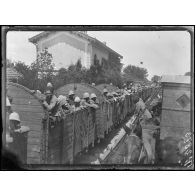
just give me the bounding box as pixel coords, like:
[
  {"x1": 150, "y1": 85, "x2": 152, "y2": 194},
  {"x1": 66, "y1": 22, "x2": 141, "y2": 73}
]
[
  {"x1": 83, "y1": 92, "x2": 90, "y2": 99},
  {"x1": 90, "y1": 93, "x2": 97, "y2": 99},
  {"x1": 68, "y1": 90, "x2": 75, "y2": 96},
  {"x1": 9, "y1": 112, "x2": 20, "y2": 122},
  {"x1": 74, "y1": 96, "x2": 81, "y2": 102}
]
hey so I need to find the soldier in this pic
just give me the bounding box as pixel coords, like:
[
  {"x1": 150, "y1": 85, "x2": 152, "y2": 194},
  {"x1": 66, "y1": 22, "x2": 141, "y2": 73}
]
[
  {"x1": 140, "y1": 111, "x2": 158, "y2": 164},
  {"x1": 81, "y1": 92, "x2": 91, "y2": 107},
  {"x1": 134, "y1": 96, "x2": 146, "y2": 115},
  {"x1": 55, "y1": 95, "x2": 71, "y2": 119},
  {"x1": 90, "y1": 93, "x2": 99, "y2": 109},
  {"x1": 43, "y1": 89, "x2": 58, "y2": 116},
  {"x1": 112, "y1": 92, "x2": 118, "y2": 102},
  {"x1": 116, "y1": 88, "x2": 121, "y2": 96},
  {"x1": 67, "y1": 90, "x2": 75, "y2": 106},
  {"x1": 107, "y1": 93, "x2": 114, "y2": 103},
  {"x1": 8, "y1": 112, "x2": 30, "y2": 142},
  {"x1": 90, "y1": 93, "x2": 98, "y2": 104},
  {"x1": 46, "y1": 82, "x2": 54, "y2": 94},
  {"x1": 8, "y1": 112, "x2": 30, "y2": 161},
  {"x1": 103, "y1": 88, "x2": 108, "y2": 98},
  {"x1": 73, "y1": 96, "x2": 81, "y2": 111}
]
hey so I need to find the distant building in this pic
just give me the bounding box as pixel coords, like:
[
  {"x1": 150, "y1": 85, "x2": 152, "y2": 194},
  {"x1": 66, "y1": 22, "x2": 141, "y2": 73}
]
[{"x1": 29, "y1": 31, "x2": 123, "y2": 69}]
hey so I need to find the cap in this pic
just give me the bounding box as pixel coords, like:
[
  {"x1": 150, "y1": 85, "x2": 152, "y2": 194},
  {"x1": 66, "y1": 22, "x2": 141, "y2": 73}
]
[
  {"x1": 6, "y1": 97, "x2": 11, "y2": 107},
  {"x1": 92, "y1": 83, "x2": 95, "y2": 86},
  {"x1": 45, "y1": 90, "x2": 52, "y2": 95},
  {"x1": 83, "y1": 92, "x2": 90, "y2": 99},
  {"x1": 107, "y1": 93, "x2": 113, "y2": 97},
  {"x1": 68, "y1": 90, "x2": 75, "y2": 96},
  {"x1": 47, "y1": 82, "x2": 53, "y2": 87},
  {"x1": 116, "y1": 89, "x2": 121, "y2": 94},
  {"x1": 110, "y1": 83, "x2": 113, "y2": 85},
  {"x1": 74, "y1": 96, "x2": 81, "y2": 102},
  {"x1": 112, "y1": 92, "x2": 117, "y2": 96},
  {"x1": 90, "y1": 93, "x2": 97, "y2": 99},
  {"x1": 58, "y1": 95, "x2": 66, "y2": 104},
  {"x1": 36, "y1": 90, "x2": 41, "y2": 94},
  {"x1": 103, "y1": 88, "x2": 108, "y2": 93},
  {"x1": 9, "y1": 112, "x2": 20, "y2": 122}
]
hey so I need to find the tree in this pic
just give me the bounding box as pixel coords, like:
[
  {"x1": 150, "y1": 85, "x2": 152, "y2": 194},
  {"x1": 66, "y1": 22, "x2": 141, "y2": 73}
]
[
  {"x1": 151, "y1": 75, "x2": 161, "y2": 83},
  {"x1": 123, "y1": 65, "x2": 148, "y2": 83},
  {"x1": 14, "y1": 61, "x2": 36, "y2": 89},
  {"x1": 30, "y1": 49, "x2": 55, "y2": 92},
  {"x1": 6, "y1": 59, "x2": 15, "y2": 68},
  {"x1": 184, "y1": 72, "x2": 191, "y2": 76}
]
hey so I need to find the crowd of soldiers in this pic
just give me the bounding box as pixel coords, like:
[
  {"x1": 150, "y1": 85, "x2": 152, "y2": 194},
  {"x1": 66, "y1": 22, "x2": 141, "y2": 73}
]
[{"x1": 39, "y1": 82, "x2": 153, "y2": 124}]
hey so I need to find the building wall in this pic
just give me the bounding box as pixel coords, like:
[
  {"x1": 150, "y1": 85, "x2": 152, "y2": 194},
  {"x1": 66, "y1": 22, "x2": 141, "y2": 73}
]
[
  {"x1": 160, "y1": 84, "x2": 191, "y2": 140},
  {"x1": 48, "y1": 42, "x2": 85, "y2": 69},
  {"x1": 35, "y1": 32, "x2": 91, "y2": 69}
]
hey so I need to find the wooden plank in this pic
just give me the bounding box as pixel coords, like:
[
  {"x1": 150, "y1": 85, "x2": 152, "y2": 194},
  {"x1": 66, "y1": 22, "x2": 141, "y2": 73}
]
[
  {"x1": 11, "y1": 105, "x2": 44, "y2": 113},
  {"x1": 11, "y1": 97, "x2": 41, "y2": 106}
]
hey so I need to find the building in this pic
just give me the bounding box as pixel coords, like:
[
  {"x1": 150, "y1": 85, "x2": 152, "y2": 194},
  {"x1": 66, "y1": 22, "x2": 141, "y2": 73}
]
[
  {"x1": 29, "y1": 31, "x2": 123, "y2": 69},
  {"x1": 160, "y1": 75, "x2": 191, "y2": 141}
]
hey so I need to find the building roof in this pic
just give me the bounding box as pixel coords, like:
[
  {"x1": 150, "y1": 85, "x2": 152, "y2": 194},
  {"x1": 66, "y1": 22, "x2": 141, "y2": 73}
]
[
  {"x1": 161, "y1": 75, "x2": 190, "y2": 84},
  {"x1": 7, "y1": 67, "x2": 23, "y2": 80},
  {"x1": 29, "y1": 31, "x2": 123, "y2": 58}
]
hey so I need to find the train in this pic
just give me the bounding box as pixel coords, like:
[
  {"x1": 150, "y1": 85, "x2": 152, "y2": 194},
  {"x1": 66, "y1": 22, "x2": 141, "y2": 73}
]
[{"x1": 6, "y1": 82, "x2": 155, "y2": 164}]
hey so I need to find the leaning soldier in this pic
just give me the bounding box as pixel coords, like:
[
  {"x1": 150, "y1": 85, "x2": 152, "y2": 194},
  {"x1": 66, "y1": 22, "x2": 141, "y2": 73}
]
[
  {"x1": 112, "y1": 92, "x2": 119, "y2": 102},
  {"x1": 73, "y1": 96, "x2": 82, "y2": 111},
  {"x1": 42, "y1": 89, "x2": 58, "y2": 127},
  {"x1": 106, "y1": 93, "x2": 115, "y2": 103},
  {"x1": 55, "y1": 95, "x2": 71, "y2": 120},
  {"x1": 43, "y1": 89, "x2": 58, "y2": 115},
  {"x1": 103, "y1": 88, "x2": 108, "y2": 99},
  {"x1": 81, "y1": 92, "x2": 91, "y2": 107},
  {"x1": 67, "y1": 90, "x2": 75, "y2": 106},
  {"x1": 90, "y1": 93, "x2": 99, "y2": 109},
  {"x1": 140, "y1": 110, "x2": 159, "y2": 164}
]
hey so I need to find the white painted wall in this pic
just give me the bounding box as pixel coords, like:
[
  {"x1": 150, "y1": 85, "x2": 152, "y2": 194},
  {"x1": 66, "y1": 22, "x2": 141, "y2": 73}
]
[
  {"x1": 35, "y1": 31, "x2": 110, "y2": 69},
  {"x1": 48, "y1": 42, "x2": 85, "y2": 69}
]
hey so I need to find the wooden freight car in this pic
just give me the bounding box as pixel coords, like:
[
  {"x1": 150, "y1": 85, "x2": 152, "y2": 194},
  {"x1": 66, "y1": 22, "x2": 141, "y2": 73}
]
[
  {"x1": 160, "y1": 75, "x2": 191, "y2": 140},
  {"x1": 6, "y1": 82, "x2": 47, "y2": 164}
]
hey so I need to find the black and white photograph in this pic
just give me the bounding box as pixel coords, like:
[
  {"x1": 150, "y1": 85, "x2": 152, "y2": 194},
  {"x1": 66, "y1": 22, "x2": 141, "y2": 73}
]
[{"x1": 1, "y1": 26, "x2": 194, "y2": 170}]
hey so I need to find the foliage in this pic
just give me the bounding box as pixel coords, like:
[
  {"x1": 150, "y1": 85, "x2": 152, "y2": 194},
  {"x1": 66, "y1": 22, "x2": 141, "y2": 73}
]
[
  {"x1": 123, "y1": 65, "x2": 148, "y2": 83},
  {"x1": 151, "y1": 75, "x2": 161, "y2": 83},
  {"x1": 6, "y1": 59, "x2": 15, "y2": 68},
  {"x1": 7, "y1": 49, "x2": 151, "y2": 91}
]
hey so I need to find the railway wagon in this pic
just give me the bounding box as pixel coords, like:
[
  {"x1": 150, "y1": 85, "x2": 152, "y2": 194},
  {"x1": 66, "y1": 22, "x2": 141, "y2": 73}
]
[
  {"x1": 160, "y1": 76, "x2": 191, "y2": 141},
  {"x1": 47, "y1": 84, "x2": 154, "y2": 164},
  {"x1": 6, "y1": 83, "x2": 154, "y2": 165},
  {"x1": 6, "y1": 82, "x2": 47, "y2": 164}
]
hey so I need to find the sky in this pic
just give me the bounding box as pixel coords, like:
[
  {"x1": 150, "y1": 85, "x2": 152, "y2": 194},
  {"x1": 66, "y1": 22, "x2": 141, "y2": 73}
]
[{"x1": 6, "y1": 30, "x2": 191, "y2": 80}]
